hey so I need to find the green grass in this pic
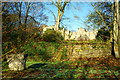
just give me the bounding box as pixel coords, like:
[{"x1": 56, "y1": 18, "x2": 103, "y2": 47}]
[
  {"x1": 64, "y1": 40, "x2": 110, "y2": 44},
  {"x1": 25, "y1": 61, "x2": 119, "y2": 78},
  {"x1": 21, "y1": 41, "x2": 65, "y2": 62},
  {"x1": 2, "y1": 69, "x2": 9, "y2": 72},
  {"x1": 2, "y1": 60, "x2": 120, "y2": 78},
  {"x1": 2, "y1": 41, "x2": 119, "y2": 78}
]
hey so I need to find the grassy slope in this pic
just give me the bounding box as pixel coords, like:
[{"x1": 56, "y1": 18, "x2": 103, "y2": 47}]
[
  {"x1": 2, "y1": 56, "x2": 120, "y2": 79},
  {"x1": 2, "y1": 41, "x2": 120, "y2": 78}
]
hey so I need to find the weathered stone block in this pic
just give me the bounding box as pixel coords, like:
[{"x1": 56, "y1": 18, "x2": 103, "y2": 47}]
[{"x1": 6, "y1": 54, "x2": 28, "y2": 71}]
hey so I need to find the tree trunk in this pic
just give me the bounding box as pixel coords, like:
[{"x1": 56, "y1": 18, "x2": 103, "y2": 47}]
[
  {"x1": 55, "y1": 10, "x2": 61, "y2": 30},
  {"x1": 54, "y1": 0, "x2": 69, "y2": 31},
  {"x1": 117, "y1": 0, "x2": 120, "y2": 58},
  {"x1": 113, "y1": 0, "x2": 120, "y2": 58}
]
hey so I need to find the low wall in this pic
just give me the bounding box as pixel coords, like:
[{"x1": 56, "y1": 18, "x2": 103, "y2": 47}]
[{"x1": 65, "y1": 43, "x2": 111, "y2": 60}]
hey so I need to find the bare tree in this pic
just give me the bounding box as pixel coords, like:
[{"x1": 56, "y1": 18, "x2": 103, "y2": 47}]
[
  {"x1": 14, "y1": 2, "x2": 22, "y2": 26},
  {"x1": 52, "y1": 0, "x2": 70, "y2": 30},
  {"x1": 24, "y1": 2, "x2": 31, "y2": 27}
]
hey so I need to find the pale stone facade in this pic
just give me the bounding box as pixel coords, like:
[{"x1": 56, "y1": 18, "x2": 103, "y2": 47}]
[
  {"x1": 69, "y1": 28, "x2": 98, "y2": 40},
  {"x1": 42, "y1": 25, "x2": 55, "y2": 33},
  {"x1": 42, "y1": 25, "x2": 98, "y2": 40}
]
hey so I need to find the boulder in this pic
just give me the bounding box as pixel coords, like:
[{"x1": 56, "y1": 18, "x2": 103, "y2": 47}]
[{"x1": 6, "y1": 54, "x2": 28, "y2": 71}]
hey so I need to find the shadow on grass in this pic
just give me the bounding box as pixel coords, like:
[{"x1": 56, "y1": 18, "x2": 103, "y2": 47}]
[{"x1": 28, "y1": 63, "x2": 46, "y2": 69}]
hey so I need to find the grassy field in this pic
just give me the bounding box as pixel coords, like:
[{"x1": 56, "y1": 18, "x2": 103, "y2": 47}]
[{"x1": 2, "y1": 55, "x2": 120, "y2": 79}]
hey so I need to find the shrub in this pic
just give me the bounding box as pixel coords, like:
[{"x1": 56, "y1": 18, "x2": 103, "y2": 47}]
[
  {"x1": 42, "y1": 29, "x2": 64, "y2": 43},
  {"x1": 96, "y1": 27, "x2": 110, "y2": 42},
  {"x1": 2, "y1": 61, "x2": 9, "y2": 70},
  {"x1": 21, "y1": 41, "x2": 61, "y2": 62}
]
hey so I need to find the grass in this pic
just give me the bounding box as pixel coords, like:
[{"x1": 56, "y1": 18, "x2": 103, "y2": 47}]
[
  {"x1": 2, "y1": 56, "x2": 120, "y2": 79},
  {"x1": 64, "y1": 40, "x2": 111, "y2": 46},
  {"x1": 2, "y1": 41, "x2": 120, "y2": 79}
]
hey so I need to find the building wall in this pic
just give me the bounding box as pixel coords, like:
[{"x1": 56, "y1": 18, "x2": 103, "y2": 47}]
[
  {"x1": 43, "y1": 26, "x2": 55, "y2": 33},
  {"x1": 42, "y1": 26, "x2": 98, "y2": 40}
]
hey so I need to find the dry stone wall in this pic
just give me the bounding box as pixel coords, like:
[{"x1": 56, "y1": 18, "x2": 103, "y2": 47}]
[{"x1": 65, "y1": 44, "x2": 111, "y2": 61}]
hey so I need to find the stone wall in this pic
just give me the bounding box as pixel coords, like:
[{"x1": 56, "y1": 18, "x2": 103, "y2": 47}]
[{"x1": 65, "y1": 44, "x2": 111, "y2": 61}]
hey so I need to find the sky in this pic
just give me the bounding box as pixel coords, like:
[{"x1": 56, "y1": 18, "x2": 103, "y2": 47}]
[{"x1": 43, "y1": 2, "x2": 94, "y2": 31}]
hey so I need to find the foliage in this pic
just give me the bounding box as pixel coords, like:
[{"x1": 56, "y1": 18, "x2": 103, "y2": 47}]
[
  {"x1": 60, "y1": 47, "x2": 67, "y2": 59},
  {"x1": 2, "y1": 61, "x2": 9, "y2": 70},
  {"x1": 96, "y1": 27, "x2": 110, "y2": 41},
  {"x1": 86, "y1": 2, "x2": 114, "y2": 29},
  {"x1": 42, "y1": 29, "x2": 64, "y2": 43},
  {"x1": 2, "y1": 2, "x2": 48, "y2": 57},
  {"x1": 64, "y1": 40, "x2": 107, "y2": 44},
  {"x1": 50, "y1": 46, "x2": 68, "y2": 62},
  {"x1": 86, "y1": 2, "x2": 114, "y2": 41},
  {"x1": 21, "y1": 41, "x2": 62, "y2": 61},
  {"x1": 3, "y1": 41, "x2": 67, "y2": 65},
  {"x1": 2, "y1": 26, "x2": 42, "y2": 55}
]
